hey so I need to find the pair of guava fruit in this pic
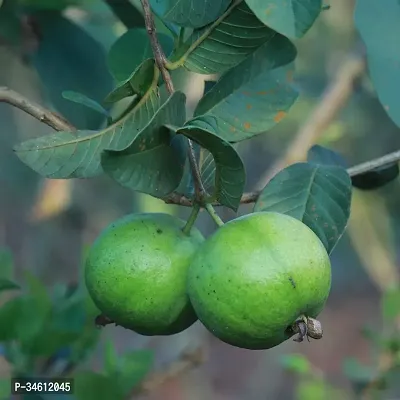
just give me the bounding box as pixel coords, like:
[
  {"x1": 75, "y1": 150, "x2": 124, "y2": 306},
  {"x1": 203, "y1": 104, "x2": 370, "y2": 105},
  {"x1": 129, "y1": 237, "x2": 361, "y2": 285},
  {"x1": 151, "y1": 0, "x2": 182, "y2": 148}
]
[{"x1": 84, "y1": 210, "x2": 331, "y2": 350}]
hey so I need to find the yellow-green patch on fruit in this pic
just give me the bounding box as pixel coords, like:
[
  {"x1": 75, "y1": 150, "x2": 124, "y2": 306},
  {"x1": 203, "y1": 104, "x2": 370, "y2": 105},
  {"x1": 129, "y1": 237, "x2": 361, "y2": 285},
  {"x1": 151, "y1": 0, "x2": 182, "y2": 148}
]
[
  {"x1": 85, "y1": 213, "x2": 204, "y2": 336},
  {"x1": 187, "y1": 211, "x2": 331, "y2": 350}
]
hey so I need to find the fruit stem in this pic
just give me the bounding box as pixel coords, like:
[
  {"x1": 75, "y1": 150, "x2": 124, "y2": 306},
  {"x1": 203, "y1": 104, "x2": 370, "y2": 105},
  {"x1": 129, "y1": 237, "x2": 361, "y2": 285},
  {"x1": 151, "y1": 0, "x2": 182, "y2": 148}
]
[
  {"x1": 205, "y1": 203, "x2": 224, "y2": 227},
  {"x1": 182, "y1": 203, "x2": 201, "y2": 235}
]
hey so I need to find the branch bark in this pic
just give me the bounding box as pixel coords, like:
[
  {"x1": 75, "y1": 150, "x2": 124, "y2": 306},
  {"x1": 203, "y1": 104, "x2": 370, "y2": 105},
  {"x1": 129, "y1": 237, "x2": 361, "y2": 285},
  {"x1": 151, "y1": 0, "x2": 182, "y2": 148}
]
[
  {"x1": 139, "y1": 0, "x2": 205, "y2": 199},
  {"x1": 0, "y1": 86, "x2": 75, "y2": 132}
]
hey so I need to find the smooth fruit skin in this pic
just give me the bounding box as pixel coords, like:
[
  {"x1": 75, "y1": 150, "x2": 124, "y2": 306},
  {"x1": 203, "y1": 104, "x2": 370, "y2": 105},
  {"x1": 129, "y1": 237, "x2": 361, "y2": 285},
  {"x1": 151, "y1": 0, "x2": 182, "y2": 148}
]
[
  {"x1": 187, "y1": 212, "x2": 331, "y2": 350},
  {"x1": 85, "y1": 213, "x2": 204, "y2": 336}
]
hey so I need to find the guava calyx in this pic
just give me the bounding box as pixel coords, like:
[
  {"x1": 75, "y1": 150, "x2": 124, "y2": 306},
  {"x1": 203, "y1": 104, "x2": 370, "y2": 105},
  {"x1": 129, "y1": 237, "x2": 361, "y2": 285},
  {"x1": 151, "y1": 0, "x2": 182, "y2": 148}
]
[{"x1": 289, "y1": 316, "x2": 323, "y2": 343}]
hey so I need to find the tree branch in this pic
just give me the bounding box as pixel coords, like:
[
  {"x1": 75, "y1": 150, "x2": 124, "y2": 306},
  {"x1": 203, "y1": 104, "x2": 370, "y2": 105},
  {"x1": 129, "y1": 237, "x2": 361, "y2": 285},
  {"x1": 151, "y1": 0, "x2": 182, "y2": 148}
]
[
  {"x1": 139, "y1": 0, "x2": 205, "y2": 199},
  {"x1": 0, "y1": 87, "x2": 75, "y2": 132}
]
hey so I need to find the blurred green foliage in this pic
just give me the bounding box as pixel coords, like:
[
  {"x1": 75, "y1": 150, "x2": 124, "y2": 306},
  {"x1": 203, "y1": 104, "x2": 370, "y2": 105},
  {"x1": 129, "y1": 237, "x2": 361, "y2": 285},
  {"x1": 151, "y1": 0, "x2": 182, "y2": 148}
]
[{"x1": 0, "y1": 248, "x2": 154, "y2": 400}]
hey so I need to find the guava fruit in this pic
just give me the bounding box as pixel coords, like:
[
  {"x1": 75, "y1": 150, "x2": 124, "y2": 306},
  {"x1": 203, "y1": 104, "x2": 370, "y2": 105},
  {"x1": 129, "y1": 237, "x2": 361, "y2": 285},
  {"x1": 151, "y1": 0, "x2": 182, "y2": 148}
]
[
  {"x1": 187, "y1": 211, "x2": 331, "y2": 350},
  {"x1": 85, "y1": 213, "x2": 204, "y2": 336}
]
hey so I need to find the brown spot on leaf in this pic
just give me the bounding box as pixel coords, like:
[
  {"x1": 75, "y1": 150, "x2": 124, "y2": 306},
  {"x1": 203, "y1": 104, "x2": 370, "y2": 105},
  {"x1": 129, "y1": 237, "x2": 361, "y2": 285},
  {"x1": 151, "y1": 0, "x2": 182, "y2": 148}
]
[
  {"x1": 246, "y1": 104, "x2": 252, "y2": 110},
  {"x1": 274, "y1": 111, "x2": 286, "y2": 123},
  {"x1": 230, "y1": 126, "x2": 236, "y2": 132},
  {"x1": 243, "y1": 122, "x2": 251, "y2": 130},
  {"x1": 257, "y1": 91, "x2": 267, "y2": 95}
]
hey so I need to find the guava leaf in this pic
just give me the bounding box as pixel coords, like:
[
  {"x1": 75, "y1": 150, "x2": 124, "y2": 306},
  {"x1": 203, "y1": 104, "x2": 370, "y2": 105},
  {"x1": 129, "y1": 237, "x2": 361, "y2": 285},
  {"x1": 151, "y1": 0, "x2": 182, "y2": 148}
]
[
  {"x1": 101, "y1": 92, "x2": 186, "y2": 197},
  {"x1": 13, "y1": 60, "x2": 160, "y2": 179},
  {"x1": 281, "y1": 354, "x2": 311, "y2": 375},
  {"x1": 254, "y1": 162, "x2": 352, "y2": 254},
  {"x1": 149, "y1": 0, "x2": 231, "y2": 28},
  {"x1": 307, "y1": 145, "x2": 348, "y2": 168},
  {"x1": 62, "y1": 91, "x2": 110, "y2": 119},
  {"x1": 104, "y1": 340, "x2": 118, "y2": 375},
  {"x1": 354, "y1": 0, "x2": 400, "y2": 128},
  {"x1": 105, "y1": 58, "x2": 156, "y2": 103},
  {"x1": 199, "y1": 143, "x2": 240, "y2": 195},
  {"x1": 74, "y1": 372, "x2": 123, "y2": 400},
  {"x1": 193, "y1": 35, "x2": 298, "y2": 142},
  {"x1": 107, "y1": 28, "x2": 173, "y2": 82},
  {"x1": 103, "y1": 0, "x2": 145, "y2": 29},
  {"x1": 177, "y1": 117, "x2": 246, "y2": 211},
  {"x1": 381, "y1": 287, "x2": 400, "y2": 322},
  {"x1": 31, "y1": 12, "x2": 113, "y2": 130},
  {"x1": 342, "y1": 358, "x2": 377, "y2": 383},
  {"x1": 0, "y1": 0, "x2": 22, "y2": 46},
  {"x1": 245, "y1": 0, "x2": 322, "y2": 39},
  {"x1": 203, "y1": 80, "x2": 217, "y2": 95},
  {"x1": 351, "y1": 163, "x2": 399, "y2": 190},
  {"x1": 183, "y1": 2, "x2": 294, "y2": 75},
  {"x1": 0, "y1": 248, "x2": 14, "y2": 280},
  {"x1": 115, "y1": 350, "x2": 154, "y2": 395},
  {"x1": 0, "y1": 279, "x2": 19, "y2": 292}
]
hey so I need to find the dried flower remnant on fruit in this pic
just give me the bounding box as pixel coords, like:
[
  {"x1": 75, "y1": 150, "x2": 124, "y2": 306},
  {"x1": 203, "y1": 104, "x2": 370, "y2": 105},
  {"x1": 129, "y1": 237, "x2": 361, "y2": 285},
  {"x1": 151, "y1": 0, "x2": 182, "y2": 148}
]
[
  {"x1": 306, "y1": 317, "x2": 323, "y2": 339},
  {"x1": 95, "y1": 314, "x2": 114, "y2": 328},
  {"x1": 291, "y1": 316, "x2": 323, "y2": 342}
]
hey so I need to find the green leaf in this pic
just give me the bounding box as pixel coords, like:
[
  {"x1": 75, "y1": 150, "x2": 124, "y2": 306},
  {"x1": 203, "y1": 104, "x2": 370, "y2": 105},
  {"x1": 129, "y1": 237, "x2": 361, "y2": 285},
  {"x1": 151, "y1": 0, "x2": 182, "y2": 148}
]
[
  {"x1": 351, "y1": 163, "x2": 399, "y2": 191},
  {"x1": 74, "y1": 372, "x2": 123, "y2": 400},
  {"x1": 177, "y1": 117, "x2": 246, "y2": 211},
  {"x1": 343, "y1": 357, "x2": 377, "y2": 383},
  {"x1": 381, "y1": 287, "x2": 400, "y2": 322},
  {"x1": 17, "y1": 272, "x2": 52, "y2": 348},
  {"x1": 281, "y1": 354, "x2": 311, "y2": 375},
  {"x1": 20, "y1": 0, "x2": 78, "y2": 10},
  {"x1": 115, "y1": 350, "x2": 154, "y2": 395},
  {"x1": 354, "y1": 0, "x2": 400, "y2": 128},
  {"x1": 0, "y1": 379, "x2": 11, "y2": 400},
  {"x1": 14, "y1": 60, "x2": 160, "y2": 179},
  {"x1": 102, "y1": 91, "x2": 186, "y2": 197},
  {"x1": 0, "y1": 248, "x2": 14, "y2": 280},
  {"x1": 0, "y1": 298, "x2": 24, "y2": 341},
  {"x1": 193, "y1": 35, "x2": 298, "y2": 142},
  {"x1": 108, "y1": 28, "x2": 173, "y2": 82},
  {"x1": 296, "y1": 379, "x2": 329, "y2": 400},
  {"x1": 0, "y1": 278, "x2": 19, "y2": 292},
  {"x1": 104, "y1": 340, "x2": 118, "y2": 375},
  {"x1": 105, "y1": 58, "x2": 157, "y2": 103},
  {"x1": 0, "y1": 0, "x2": 22, "y2": 45},
  {"x1": 31, "y1": 12, "x2": 113, "y2": 130},
  {"x1": 307, "y1": 145, "x2": 347, "y2": 168},
  {"x1": 150, "y1": 0, "x2": 231, "y2": 28},
  {"x1": 62, "y1": 91, "x2": 110, "y2": 119},
  {"x1": 183, "y1": 2, "x2": 294, "y2": 75},
  {"x1": 254, "y1": 162, "x2": 352, "y2": 254},
  {"x1": 245, "y1": 0, "x2": 322, "y2": 39},
  {"x1": 203, "y1": 80, "x2": 217, "y2": 96}
]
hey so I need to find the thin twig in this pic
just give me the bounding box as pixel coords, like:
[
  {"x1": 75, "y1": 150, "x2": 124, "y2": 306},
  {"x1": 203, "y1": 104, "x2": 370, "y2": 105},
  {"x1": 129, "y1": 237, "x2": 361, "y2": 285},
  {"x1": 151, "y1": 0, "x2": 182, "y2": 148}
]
[
  {"x1": 139, "y1": 0, "x2": 204, "y2": 199},
  {"x1": 256, "y1": 53, "x2": 366, "y2": 190},
  {"x1": 0, "y1": 87, "x2": 75, "y2": 132}
]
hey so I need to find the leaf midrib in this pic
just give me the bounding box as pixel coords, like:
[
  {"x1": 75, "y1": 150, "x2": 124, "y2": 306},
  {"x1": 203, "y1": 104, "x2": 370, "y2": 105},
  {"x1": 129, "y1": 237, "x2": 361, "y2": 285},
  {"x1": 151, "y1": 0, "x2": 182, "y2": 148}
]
[{"x1": 17, "y1": 67, "x2": 159, "y2": 151}]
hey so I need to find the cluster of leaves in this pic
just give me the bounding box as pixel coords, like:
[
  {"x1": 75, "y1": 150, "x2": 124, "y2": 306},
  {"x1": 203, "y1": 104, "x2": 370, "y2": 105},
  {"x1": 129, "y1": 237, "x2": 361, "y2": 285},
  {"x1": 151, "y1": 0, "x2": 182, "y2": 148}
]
[
  {"x1": 0, "y1": 249, "x2": 154, "y2": 400},
  {"x1": 4, "y1": 0, "x2": 354, "y2": 254},
  {"x1": 282, "y1": 285, "x2": 400, "y2": 399}
]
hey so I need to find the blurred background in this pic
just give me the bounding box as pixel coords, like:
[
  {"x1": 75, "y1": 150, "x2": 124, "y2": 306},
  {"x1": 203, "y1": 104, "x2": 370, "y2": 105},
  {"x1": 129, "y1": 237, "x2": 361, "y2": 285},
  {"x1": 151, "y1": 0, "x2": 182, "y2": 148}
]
[{"x1": 1, "y1": 0, "x2": 400, "y2": 399}]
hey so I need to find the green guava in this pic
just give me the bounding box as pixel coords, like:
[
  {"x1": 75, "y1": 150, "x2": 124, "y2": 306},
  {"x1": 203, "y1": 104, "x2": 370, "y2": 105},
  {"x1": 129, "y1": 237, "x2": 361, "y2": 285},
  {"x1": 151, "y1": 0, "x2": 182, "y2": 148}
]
[
  {"x1": 85, "y1": 213, "x2": 204, "y2": 336},
  {"x1": 187, "y1": 211, "x2": 331, "y2": 350}
]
